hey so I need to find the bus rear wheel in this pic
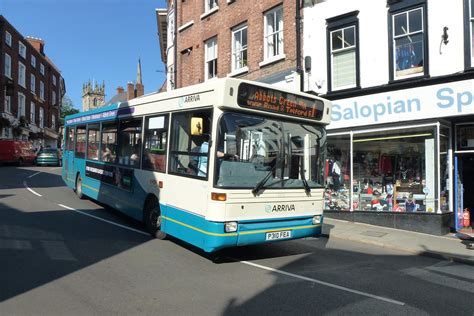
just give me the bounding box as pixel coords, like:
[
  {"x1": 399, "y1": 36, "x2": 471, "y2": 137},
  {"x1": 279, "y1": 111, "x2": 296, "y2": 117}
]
[
  {"x1": 75, "y1": 175, "x2": 85, "y2": 199},
  {"x1": 144, "y1": 200, "x2": 167, "y2": 240}
]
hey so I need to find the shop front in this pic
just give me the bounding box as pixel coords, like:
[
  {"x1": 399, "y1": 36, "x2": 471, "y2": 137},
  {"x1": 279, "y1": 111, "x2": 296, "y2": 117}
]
[{"x1": 322, "y1": 78, "x2": 474, "y2": 235}]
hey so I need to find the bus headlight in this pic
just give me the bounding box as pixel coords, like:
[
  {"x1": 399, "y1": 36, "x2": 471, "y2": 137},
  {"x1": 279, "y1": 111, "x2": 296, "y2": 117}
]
[
  {"x1": 312, "y1": 215, "x2": 322, "y2": 225},
  {"x1": 225, "y1": 221, "x2": 238, "y2": 233}
]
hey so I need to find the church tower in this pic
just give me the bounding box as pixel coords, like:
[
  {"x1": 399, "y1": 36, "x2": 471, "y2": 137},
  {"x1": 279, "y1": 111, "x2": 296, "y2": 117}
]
[{"x1": 82, "y1": 80, "x2": 105, "y2": 111}]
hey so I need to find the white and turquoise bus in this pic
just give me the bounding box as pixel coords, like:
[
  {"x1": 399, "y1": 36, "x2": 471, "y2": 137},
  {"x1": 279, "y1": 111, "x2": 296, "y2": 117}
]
[{"x1": 62, "y1": 78, "x2": 332, "y2": 252}]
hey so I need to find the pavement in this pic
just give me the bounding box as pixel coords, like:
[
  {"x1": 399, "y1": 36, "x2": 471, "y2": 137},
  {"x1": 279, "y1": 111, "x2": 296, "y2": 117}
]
[{"x1": 322, "y1": 218, "x2": 474, "y2": 266}]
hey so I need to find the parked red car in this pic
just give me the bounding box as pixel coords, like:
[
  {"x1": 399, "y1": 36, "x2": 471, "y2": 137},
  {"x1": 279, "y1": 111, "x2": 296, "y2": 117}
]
[{"x1": 0, "y1": 140, "x2": 36, "y2": 165}]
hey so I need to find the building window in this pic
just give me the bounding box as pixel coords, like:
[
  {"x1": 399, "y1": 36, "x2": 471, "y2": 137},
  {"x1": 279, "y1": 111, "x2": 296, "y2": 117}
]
[
  {"x1": 19, "y1": 42, "x2": 26, "y2": 59},
  {"x1": 465, "y1": 0, "x2": 474, "y2": 68},
  {"x1": 40, "y1": 81, "x2": 44, "y2": 100},
  {"x1": 5, "y1": 31, "x2": 12, "y2": 46},
  {"x1": 18, "y1": 93, "x2": 26, "y2": 119},
  {"x1": 205, "y1": 0, "x2": 218, "y2": 12},
  {"x1": 232, "y1": 24, "x2": 248, "y2": 72},
  {"x1": 31, "y1": 55, "x2": 36, "y2": 68},
  {"x1": 30, "y1": 102, "x2": 35, "y2": 124},
  {"x1": 329, "y1": 25, "x2": 357, "y2": 90},
  {"x1": 264, "y1": 5, "x2": 284, "y2": 60},
  {"x1": 391, "y1": 6, "x2": 426, "y2": 80},
  {"x1": 18, "y1": 62, "x2": 26, "y2": 88},
  {"x1": 4, "y1": 53, "x2": 11, "y2": 78},
  {"x1": 30, "y1": 74, "x2": 36, "y2": 94},
  {"x1": 40, "y1": 63, "x2": 45, "y2": 76},
  {"x1": 52, "y1": 114, "x2": 56, "y2": 130},
  {"x1": 3, "y1": 127, "x2": 11, "y2": 138},
  {"x1": 4, "y1": 89, "x2": 11, "y2": 113},
  {"x1": 39, "y1": 107, "x2": 44, "y2": 128},
  {"x1": 205, "y1": 37, "x2": 218, "y2": 80},
  {"x1": 52, "y1": 91, "x2": 56, "y2": 105},
  {"x1": 52, "y1": 74, "x2": 57, "y2": 86}
]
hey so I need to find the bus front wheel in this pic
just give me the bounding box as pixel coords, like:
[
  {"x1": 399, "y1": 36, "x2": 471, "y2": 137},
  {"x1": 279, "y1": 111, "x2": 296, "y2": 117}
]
[{"x1": 144, "y1": 200, "x2": 167, "y2": 240}]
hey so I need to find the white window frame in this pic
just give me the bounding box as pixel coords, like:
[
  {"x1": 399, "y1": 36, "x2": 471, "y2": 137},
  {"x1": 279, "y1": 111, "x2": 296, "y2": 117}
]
[
  {"x1": 330, "y1": 25, "x2": 357, "y2": 90},
  {"x1": 52, "y1": 91, "x2": 56, "y2": 105},
  {"x1": 30, "y1": 102, "x2": 36, "y2": 125},
  {"x1": 52, "y1": 74, "x2": 57, "y2": 86},
  {"x1": 392, "y1": 7, "x2": 424, "y2": 80},
  {"x1": 263, "y1": 5, "x2": 284, "y2": 61},
  {"x1": 204, "y1": 37, "x2": 218, "y2": 81},
  {"x1": 40, "y1": 63, "x2": 45, "y2": 76},
  {"x1": 39, "y1": 107, "x2": 44, "y2": 128},
  {"x1": 31, "y1": 55, "x2": 36, "y2": 68},
  {"x1": 231, "y1": 24, "x2": 248, "y2": 73},
  {"x1": 30, "y1": 74, "x2": 36, "y2": 94},
  {"x1": 52, "y1": 114, "x2": 56, "y2": 130},
  {"x1": 205, "y1": 0, "x2": 218, "y2": 12},
  {"x1": 40, "y1": 81, "x2": 45, "y2": 100},
  {"x1": 4, "y1": 89, "x2": 11, "y2": 113},
  {"x1": 2, "y1": 127, "x2": 11, "y2": 138},
  {"x1": 470, "y1": 0, "x2": 474, "y2": 67},
  {"x1": 18, "y1": 92, "x2": 26, "y2": 119},
  {"x1": 19, "y1": 41, "x2": 26, "y2": 59},
  {"x1": 4, "y1": 53, "x2": 12, "y2": 78},
  {"x1": 5, "y1": 31, "x2": 12, "y2": 47},
  {"x1": 18, "y1": 62, "x2": 26, "y2": 88}
]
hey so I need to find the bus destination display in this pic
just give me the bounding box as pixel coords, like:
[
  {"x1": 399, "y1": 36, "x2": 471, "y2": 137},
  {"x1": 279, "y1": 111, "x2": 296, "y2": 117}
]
[{"x1": 237, "y1": 83, "x2": 324, "y2": 121}]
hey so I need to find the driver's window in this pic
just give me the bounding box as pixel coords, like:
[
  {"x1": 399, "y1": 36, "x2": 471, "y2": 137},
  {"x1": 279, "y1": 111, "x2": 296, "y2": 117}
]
[{"x1": 169, "y1": 109, "x2": 212, "y2": 179}]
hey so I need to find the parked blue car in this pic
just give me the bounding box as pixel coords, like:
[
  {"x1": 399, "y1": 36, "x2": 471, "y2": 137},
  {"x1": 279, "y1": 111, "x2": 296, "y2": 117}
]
[{"x1": 36, "y1": 148, "x2": 62, "y2": 166}]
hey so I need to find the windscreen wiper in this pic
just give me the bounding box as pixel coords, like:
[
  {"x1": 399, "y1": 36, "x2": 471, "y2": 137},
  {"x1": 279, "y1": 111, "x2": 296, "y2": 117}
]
[
  {"x1": 252, "y1": 158, "x2": 280, "y2": 195},
  {"x1": 300, "y1": 166, "x2": 311, "y2": 195}
]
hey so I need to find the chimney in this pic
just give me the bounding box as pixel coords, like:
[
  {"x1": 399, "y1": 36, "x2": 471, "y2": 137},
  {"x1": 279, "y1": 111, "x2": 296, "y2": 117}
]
[
  {"x1": 26, "y1": 37, "x2": 45, "y2": 55},
  {"x1": 126, "y1": 82, "x2": 134, "y2": 100},
  {"x1": 116, "y1": 86, "x2": 124, "y2": 94},
  {"x1": 136, "y1": 83, "x2": 144, "y2": 97}
]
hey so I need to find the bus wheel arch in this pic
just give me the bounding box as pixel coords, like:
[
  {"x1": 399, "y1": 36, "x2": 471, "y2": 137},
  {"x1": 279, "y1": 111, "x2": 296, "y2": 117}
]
[{"x1": 143, "y1": 194, "x2": 166, "y2": 240}]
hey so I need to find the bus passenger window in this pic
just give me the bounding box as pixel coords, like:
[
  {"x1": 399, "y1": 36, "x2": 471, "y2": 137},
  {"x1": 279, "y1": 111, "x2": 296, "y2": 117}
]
[
  {"x1": 118, "y1": 118, "x2": 142, "y2": 167},
  {"x1": 75, "y1": 126, "x2": 86, "y2": 158},
  {"x1": 143, "y1": 115, "x2": 168, "y2": 172},
  {"x1": 66, "y1": 127, "x2": 75, "y2": 151},
  {"x1": 101, "y1": 123, "x2": 117, "y2": 163},
  {"x1": 87, "y1": 124, "x2": 100, "y2": 160}
]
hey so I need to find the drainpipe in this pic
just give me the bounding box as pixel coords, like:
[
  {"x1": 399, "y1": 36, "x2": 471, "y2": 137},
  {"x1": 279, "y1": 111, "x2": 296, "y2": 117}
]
[
  {"x1": 174, "y1": 0, "x2": 178, "y2": 89},
  {"x1": 296, "y1": 0, "x2": 304, "y2": 92}
]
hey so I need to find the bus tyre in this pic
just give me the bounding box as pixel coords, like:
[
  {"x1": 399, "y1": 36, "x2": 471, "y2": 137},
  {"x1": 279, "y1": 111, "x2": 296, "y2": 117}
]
[
  {"x1": 75, "y1": 175, "x2": 85, "y2": 199},
  {"x1": 17, "y1": 157, "x2": 23, "y2": 166},
  {"x1": 144, "y1": 202, "x2": 167, "y2": 240}
]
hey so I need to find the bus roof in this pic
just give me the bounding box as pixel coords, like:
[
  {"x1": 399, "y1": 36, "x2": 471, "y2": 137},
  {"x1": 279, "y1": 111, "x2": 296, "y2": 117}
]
[{"x1": 65, "y1": 78, "x2": 332, "y2": 126}]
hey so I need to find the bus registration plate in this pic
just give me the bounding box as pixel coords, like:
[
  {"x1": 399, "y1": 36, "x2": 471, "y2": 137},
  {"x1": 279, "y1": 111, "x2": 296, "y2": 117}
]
[{"x1": 266, "y1": 230, "x2": 292, "y2": 240}]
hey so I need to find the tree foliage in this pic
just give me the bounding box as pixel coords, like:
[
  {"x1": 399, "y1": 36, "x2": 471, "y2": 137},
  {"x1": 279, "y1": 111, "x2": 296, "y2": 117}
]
[{"x1": 60, "y1": 95, "x2": 79, "y2": 125}]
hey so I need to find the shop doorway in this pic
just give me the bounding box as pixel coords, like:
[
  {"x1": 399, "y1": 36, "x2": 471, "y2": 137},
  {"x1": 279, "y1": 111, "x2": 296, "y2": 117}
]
[{"x1": 456, "y1": 154, "x2": 474, "y2": 229}]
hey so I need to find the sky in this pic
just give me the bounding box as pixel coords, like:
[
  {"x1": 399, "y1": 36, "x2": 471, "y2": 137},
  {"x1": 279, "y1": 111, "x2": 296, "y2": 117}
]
[{"x1": 1, "y1": 0, "x2": 168, "y2": 110}]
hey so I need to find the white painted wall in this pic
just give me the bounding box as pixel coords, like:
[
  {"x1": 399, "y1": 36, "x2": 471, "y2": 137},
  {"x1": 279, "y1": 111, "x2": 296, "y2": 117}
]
[{"x1": 303, "y1": 0, "x2": 466, "y2": 94}]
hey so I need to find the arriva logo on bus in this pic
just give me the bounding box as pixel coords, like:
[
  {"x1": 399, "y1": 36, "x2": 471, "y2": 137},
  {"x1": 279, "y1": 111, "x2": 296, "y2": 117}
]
[
  {"x1": 329, "y1": 80, "x2": 474, "y2": 128},
  {"x1": 265, "y1": 204, "x2": 296, "y2": 213}
]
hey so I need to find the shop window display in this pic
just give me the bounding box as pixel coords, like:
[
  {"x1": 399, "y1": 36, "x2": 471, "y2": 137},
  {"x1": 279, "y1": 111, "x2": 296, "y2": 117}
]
[
  {"x1": 352, "y1": 128, "x2": 436, "y2": 212},
  {"x1": 324, "y1": 135, "x2": 350, "y2": 210}
]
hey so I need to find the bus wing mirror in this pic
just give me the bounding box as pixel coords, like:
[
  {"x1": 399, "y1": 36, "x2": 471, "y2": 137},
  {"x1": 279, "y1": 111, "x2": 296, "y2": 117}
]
[{"x1": 191, "y1": 117, "x2": 203, "y2": 136}]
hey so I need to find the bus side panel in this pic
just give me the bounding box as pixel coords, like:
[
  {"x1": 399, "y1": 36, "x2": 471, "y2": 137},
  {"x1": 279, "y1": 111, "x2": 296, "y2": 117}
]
[
  {"x1": 160, "y1": 204, "x2": 238, "y2": 252},
  {"x1": 82, "y1": 167, "x2": 148, "y2": 222}
]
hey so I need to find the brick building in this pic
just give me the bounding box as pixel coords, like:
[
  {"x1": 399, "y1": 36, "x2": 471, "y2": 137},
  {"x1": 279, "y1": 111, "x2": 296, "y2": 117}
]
[
  {"x1": 158, "y1": 0, "x2": 303, "y2": 92},
  {"x1": 0, "y1": 15, "x2": 64, "y2": 149}
]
